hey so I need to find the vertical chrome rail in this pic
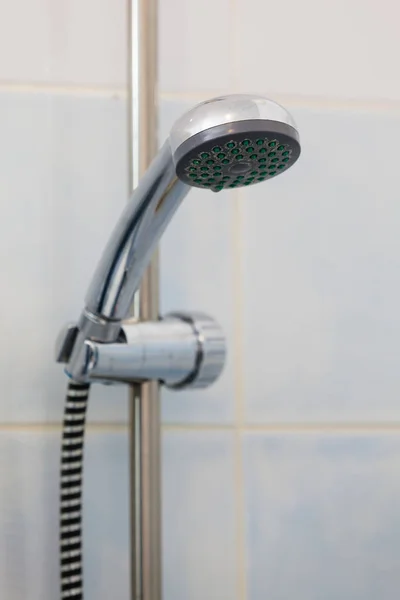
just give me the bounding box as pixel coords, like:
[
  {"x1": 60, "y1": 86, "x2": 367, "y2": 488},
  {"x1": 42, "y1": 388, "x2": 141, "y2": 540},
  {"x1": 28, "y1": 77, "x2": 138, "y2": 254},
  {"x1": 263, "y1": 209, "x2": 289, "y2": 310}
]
[{"x1": 127, "y1": 1, "x2": 161, "y2": 599}]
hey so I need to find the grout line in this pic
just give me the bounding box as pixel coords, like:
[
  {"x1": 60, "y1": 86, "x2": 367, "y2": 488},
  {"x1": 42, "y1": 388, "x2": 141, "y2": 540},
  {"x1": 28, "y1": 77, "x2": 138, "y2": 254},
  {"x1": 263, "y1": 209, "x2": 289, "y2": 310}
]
[
  {"x1": 231, "y1": 187, "x2": 247, "y2": 600},
  {"x1": 231, "y1": 0, "x2": 248, "y2": 593},
  {"x1": 232, "y1": 190, "x2": 248, "y2": 600},
  {"x1": 158, "y1": 91, "x2": 223, "y2": 102},
  {"x1": 234, "y1": 428, "x2": 247, "y2": 600},
  {"x1": 233, "y1": 190, "x2": 246, "y2": 426},
  {"x1": 87, "y1": 423, "x2": 129, "y2": 432},
  {"x1": 161, "y1": 422, "x2": 400, "y2": 433},
  {"x1": 3, "y1": 421, "x2": 400, "y2": 434},
  {"x1": 162, "y1": 423, "x2": 235, "y2": 432},
  {"x1": 3, "y1": 422, "x2": 400, "y2": 434},
  {"x1": 0, "y1": 422, "x2": 129, "y2": 432},
  {"x1": 3, "y1": 80, "x2": 400, "y2": 116},
  {"x1": 0, "y1": 81, "x2": 128, "y2": 98},
  {"x1": 269, "y1": 93, "x2": 400, "y2": 114},
  {"x1": 242, "y1": 422, "x2": 400, "y2": 433},
  {"x1": 158, "y1": 90, "x2": 400, "y2": 115}
]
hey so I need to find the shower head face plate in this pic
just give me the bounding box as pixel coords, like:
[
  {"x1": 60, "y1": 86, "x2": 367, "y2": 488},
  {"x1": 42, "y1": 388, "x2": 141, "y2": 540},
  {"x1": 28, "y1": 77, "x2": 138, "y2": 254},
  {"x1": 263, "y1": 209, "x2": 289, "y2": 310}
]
[{"x1": 174, "y1": 119, "x2": 300, "y2": 191}]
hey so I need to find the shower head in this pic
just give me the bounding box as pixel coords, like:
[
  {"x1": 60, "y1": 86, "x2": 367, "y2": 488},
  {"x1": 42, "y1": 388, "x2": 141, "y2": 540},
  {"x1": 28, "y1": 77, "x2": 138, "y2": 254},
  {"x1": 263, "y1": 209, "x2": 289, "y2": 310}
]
[
  {"x1": 170, "y1": 94, "x2": 300, "y2": 192},
  {"x1": 64, "y1": 94, "x2": 301, "y2": 379},
  {"x1": 87, "y1": 94, "x2": 300, "y2": 325}
]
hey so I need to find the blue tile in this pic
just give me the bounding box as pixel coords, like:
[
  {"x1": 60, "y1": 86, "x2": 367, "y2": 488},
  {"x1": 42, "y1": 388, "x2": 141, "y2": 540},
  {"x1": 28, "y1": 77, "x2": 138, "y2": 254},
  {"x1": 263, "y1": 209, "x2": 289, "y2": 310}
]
[
  {"x1": 241, "y1": 106, "x2": 400, "y2": 423},
  {"x1": 158, "y1": 0, "x2": 234, "y2": 95},
  {"x1": 159, "y1": 100, "x2": 236, "y2": 424},
  {"x1": 0, "y1": 0, "x2": 127, "y2": 86},
  {"x1": 237, "y1": 0, "x2": 400, "y2": 101},
  {"x1": 0, "y1": 91, "x2": 129, "y2": 422},
  {"x1": 243, "y1": 431, "x2": 400, "y2": 600},
  {"x1": 0, "y1": 429, "x2": 129, "y2": 600},
  {"x1": 162, "y1": 430, "x2": 238, "y2": 600}
]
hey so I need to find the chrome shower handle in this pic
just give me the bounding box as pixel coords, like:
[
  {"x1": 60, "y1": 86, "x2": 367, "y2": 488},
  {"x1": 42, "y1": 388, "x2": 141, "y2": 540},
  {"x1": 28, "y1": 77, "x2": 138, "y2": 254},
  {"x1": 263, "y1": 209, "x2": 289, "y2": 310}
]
[
  {"x1": 64, "y1": 142, "x2": 190, "y2": 380},
  {"x1": 85, "y1": 142, "x2": 189, "y2": 324},
  {"x1": 57, "y1": 94, "x2": 300, "y2": 383}
]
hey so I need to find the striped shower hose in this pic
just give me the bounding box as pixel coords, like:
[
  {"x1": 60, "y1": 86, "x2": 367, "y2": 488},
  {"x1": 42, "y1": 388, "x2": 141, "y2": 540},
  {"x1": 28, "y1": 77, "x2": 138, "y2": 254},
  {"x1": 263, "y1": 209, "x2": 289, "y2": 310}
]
[{"x1": 59, "y1": 381, "x2": 91, "y2": 599}]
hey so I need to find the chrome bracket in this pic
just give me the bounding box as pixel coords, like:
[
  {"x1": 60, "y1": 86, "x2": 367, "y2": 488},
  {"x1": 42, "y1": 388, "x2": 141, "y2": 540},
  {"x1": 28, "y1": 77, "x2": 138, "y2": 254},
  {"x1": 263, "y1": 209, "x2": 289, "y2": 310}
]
[{"x1": 56, "y1": 311, "x2": 226, "y2": 390}]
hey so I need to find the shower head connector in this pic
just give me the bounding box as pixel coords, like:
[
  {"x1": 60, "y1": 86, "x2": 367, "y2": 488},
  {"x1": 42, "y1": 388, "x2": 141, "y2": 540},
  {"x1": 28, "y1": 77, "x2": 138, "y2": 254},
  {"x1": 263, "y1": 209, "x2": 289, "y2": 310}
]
[{"x1": 170, "y1": 94, "x2": 300, "y2": 192}]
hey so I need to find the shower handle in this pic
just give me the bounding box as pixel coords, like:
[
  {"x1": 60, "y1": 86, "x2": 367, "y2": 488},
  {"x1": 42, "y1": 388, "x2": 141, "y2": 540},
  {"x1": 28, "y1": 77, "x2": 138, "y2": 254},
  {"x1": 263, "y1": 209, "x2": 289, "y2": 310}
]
[{"x1": 56, "y1": 95, "x2": 300, "y2": 389}]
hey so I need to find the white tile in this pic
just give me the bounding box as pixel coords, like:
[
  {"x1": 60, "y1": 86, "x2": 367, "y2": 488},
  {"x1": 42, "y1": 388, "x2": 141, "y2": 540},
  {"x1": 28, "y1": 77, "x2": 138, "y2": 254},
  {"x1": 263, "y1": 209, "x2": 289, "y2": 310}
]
[
  {"x1": 243, "y1": 432, "x2": 400, "y2": 600},
  {"x1": 237, "y1": 0, "x2": 400, "y2": 100},
  {"x1": 0, "y1": 0, "x2": 127, "y2": 86},
  {"x1": 0, "y1": 91, "x2": 129, "y2": 422},
  {"x1": 241, "y1": 106, "x2": 400, "y2": 423},
  {"x1": 83, "y1": 430, "x2": 130, "y2": 599},
  {"x1": 0, "y1": 430, "x2": 129, "y2": 600},
  {"x1": 160, "y1": 189, "x2": 236, "y2": 423},
  {"x1": 158, "y1": 98, "x2": 191, "y2": 145},
  {"x1": 158, "y1": 0, "x2": 235, "y2": 95},
  {"x1": 159, "y1": 99, "x2": 236, "y2": 424},
  {"x1": 162, "y1": 430, "x2": 238, "y2": 600}
]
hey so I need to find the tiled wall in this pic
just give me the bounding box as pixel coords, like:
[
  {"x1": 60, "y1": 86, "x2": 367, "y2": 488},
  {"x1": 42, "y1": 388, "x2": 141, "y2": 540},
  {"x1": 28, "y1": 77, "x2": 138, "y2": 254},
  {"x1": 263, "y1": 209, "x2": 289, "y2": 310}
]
[
  {"x1": 2, "y1": 1, "x2": 400, "y2": 599},
  {"x1": 158, "y1": 0, "x2": 400, "y2": 599},
  {"x1": 0, "y1": 1, "x2": 130, "y2": 598}
]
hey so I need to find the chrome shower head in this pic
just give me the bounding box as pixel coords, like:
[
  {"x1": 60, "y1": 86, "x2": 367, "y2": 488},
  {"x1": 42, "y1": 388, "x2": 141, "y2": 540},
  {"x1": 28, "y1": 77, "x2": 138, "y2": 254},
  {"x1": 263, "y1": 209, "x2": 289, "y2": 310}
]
[
  {"x1": 170, "y1": 94, "x2": 300, "y2": 192},
  {"x1": 65, "y1": 94, "x2": 301, "y2": 380},
  {"x1": 86, "y1": 94, "x2": 301, "y2": 323}
]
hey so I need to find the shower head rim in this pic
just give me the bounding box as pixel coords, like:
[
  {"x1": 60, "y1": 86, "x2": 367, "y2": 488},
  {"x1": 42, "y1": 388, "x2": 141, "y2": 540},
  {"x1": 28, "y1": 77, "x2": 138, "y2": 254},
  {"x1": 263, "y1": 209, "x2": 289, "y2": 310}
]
[
  {"x1": 169, "y1": 93, "x2": 298, "y2": 155},
  {"x1": 173, "y1": 119, "x2": 300, "y2": 165}
]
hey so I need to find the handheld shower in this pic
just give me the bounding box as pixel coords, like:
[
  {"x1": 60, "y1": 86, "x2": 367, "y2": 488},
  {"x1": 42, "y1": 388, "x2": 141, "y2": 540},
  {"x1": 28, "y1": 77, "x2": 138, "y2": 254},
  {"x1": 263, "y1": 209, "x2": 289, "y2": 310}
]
[
  {"x1": 86, "y1": 94, "x2": 300, "y2": 324},
  {"x1": 58, "y1": 94, "x2": 301, "y2": 382},
  {"x1": 56, "y1": 94, "x2": 301, "y2": 600}
]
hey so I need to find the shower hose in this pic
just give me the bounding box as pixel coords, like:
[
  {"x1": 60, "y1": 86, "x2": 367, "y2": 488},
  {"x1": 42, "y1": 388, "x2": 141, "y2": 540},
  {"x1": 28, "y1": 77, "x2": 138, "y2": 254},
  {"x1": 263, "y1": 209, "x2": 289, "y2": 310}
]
[{"x1": 60, "y1": 380, "x2": 91, "y2": 599}]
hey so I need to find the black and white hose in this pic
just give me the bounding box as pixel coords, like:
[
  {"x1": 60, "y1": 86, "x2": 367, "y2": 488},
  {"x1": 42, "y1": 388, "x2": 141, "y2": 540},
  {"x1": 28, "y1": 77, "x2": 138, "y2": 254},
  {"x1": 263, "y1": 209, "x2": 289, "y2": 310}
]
[{"x1": 59, "y1": 381, "x2": 90, "y2": 599}]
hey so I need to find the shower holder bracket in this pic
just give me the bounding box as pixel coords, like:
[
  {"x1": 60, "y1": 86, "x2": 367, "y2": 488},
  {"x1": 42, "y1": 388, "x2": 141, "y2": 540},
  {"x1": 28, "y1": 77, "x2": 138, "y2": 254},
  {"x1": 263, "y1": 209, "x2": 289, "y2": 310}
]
[{"x1": 55, "y1": 311, "x2": 226, "y2": 390}]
